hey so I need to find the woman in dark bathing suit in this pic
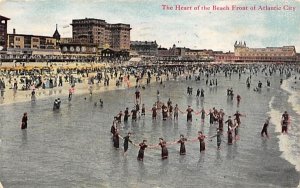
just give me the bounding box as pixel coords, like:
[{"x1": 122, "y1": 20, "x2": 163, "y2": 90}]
[
  {"x1": 177, "y1": 135, "x2": 188, "y2": 155},
  {"x1": 159, "y1": 138, "x2": 168, "y2": 159},
  {"x1": 218, "y1": 109, "x2": 225, "y2": 132},
  {"x1": 162, "y1": 104, "x2": 168, "y2": 121},
  {"x1": 186, "y1": 106, "x2": 194, "y2": 122},
  {"x1": 152, "y1": 104, "x2": 157, "y2": 119},
  {"x1": 113, "y1": 129, "x2": 120, "y2": 149},
  {"x1": 137, "y1": 140, "x2": 148, "y2": 161},
  {"x1": 174, "y1": 104, "x2": 179, "y2": 121},
  {"x1": 198, "y1": 131, "x2": 206, "y2": 152},
  {"x1": 124, "y1": 107, "x2": 130, "y2": 122},
  {"x1": 123, "y1": 132, "x2": 132, "y2": 155},
  {"x1": 141, "y1": 104, "x2": 145, "y2": 116}
]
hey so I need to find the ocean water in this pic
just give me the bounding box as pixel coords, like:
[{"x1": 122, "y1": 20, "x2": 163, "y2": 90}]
[
  {"x1": 0, "y1": 70, "x2": 299, "y2": 188},
  {"x1": 269, "y1": 77, "x2": 300, "y2": 188}
]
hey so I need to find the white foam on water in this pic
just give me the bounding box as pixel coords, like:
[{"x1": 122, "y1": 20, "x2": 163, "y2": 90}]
[
  {"x1": 282, "y1": 79, "x2": 300, "y2": 188},
  {"x1": 282, "y1": 79, "x2": 300, "y2": 117},
  {"x1": 0, "y1": 182, "x2": 3, "y2": 188},
  {"x1": 269, "y1": 79, "x2": 300, "y2": 188}
]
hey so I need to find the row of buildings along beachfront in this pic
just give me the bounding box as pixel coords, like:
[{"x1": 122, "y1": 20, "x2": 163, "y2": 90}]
[{"x1": 0, "y1": 15, "x2": 299, "y2": 63}]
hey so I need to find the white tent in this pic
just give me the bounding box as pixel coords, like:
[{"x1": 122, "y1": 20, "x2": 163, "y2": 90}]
[{"x1": 129, "y1": 57, "x2": 141, "y2": 62}]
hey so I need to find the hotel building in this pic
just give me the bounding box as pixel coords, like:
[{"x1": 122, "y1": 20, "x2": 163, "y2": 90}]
[{"x1": 71, "y1": 18, "x2": 131, "y2": 50}]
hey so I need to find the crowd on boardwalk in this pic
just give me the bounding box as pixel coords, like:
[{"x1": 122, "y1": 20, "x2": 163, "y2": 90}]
[{"x1": 0, "y1": 54, "x2": 97, "y2": 62}]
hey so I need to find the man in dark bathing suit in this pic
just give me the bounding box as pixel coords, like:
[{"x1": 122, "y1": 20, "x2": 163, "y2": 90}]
[
  {"x1": 225, "y1": 116, "x2": 233, "y2": 131},
  {"x1": 141, "y1": 104, "x2": 145, "y2": 117},
  {"x1": 152, "y1": 104, "x2": 157, "y2": 119},
  {"x1": 131, "y1": 108, "x2": 138, "y2": 121},
  {"x1": 233, "y1": 110, "x2": 245, "y2": 126},
  {"x1": 21, "y1": 112, "x2": 28, "y2": 129},
  {"x1": 123, "y1": 132, "x2": 132, "y2": 156},
  {"x1": 174, "y1": 104, "x2": 179, "y2": 121},
  {"x1": 124, "y1": 107, "x2": 130, "y2": 122},
  {"x1": 281, "y1": 111, "x2": 290, "y2": 134},
  {"x1": 211, "y1": 128, "x2": 222, "y2": 150},
  {"x1": 261, "y1": 117, "x2": 271, "y2": 138},
  {"x1": 116, "y1": 111, "x2": 123, "y2": 124},
  {"x1": 135, "y1": 89, "x2": 141, "y2": 104}
]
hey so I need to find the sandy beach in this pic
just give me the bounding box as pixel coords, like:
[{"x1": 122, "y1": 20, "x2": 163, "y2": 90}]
[{"x1": 0, "y1": 62, "x2": 144, "y2": 106}]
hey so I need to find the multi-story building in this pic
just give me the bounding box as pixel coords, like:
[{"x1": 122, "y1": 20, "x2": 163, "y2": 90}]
[
  {"x1": 184, "y1": 49, "x2": 214, "y2": 60},
  {"x1": 0, "y1": 15, "x2": 9, "y2": 51},
  {"x1": 71, "y1": 18, "x2": 131, "y2": 50},
  {"x1": 157, "y1": 44, "x2": 216, "y2": 62},
  {"x1": 7, "y1": 28, "x2": 60, "y2": 55},
  {"x1": 216, "y1": 41, "x2": 297, "y2": 63},
  {"x1": 130, "y1": 41, "x2": 158, "y2": 56},
  {"x1": 109, "y1": 24, "x2": 131, "y2": 50}
]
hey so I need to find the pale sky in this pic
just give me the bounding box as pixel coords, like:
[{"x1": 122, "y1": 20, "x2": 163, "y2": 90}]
[{"x1": 0, "y1": 0, "x2": 299, "y2": 51}]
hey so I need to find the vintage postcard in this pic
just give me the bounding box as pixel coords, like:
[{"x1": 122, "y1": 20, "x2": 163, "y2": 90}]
[{"x1": 0, "y1": 0, "x2": 299, "y2": 187}]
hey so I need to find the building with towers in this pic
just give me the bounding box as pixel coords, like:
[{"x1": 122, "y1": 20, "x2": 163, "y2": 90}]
[
  {"x1": 6, "y1": 25, "x2": 60, "y2": 55},
  {"x1": 215, "y1": 41, "x2": 297, "y2": 63},
  {"x1": 53, "y1": 24, "x2": 61, "y2": 44}
]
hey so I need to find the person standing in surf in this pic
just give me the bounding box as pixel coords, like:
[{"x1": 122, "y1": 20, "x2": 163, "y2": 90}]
[
  {"x1": 210, "y1": 128, "x2": 222, "y2": 150},
  {"x1": 185, "y1": 105, "x2": 194, "y2": 122},
  {"x1": 174, "y1": 104, "x2": 179, "y2": 121},
  {"x1": 122, "y1": 132, "x2": 133, "y2": 156},
  {"x1": 233, "y1": 110, "x2": 246, "y2": 126},
  {"x1": 124, "y1": 107, "x2": 130, "y2": 123},
  {"x1": 199, "y1": 108, "x2": 207, "y2": 124},
  {"x1": 261, "y1": 117, "x2": 271, "y2": 138},
  {"x1": 198, "y1": 131, "x2": 206, "y2": 152},
  {"x1": 21, "y1": 112, "x2": 28, "y2": 129},
  {"x1": 159, "y1": 138, "x2": 169, "y2": 159},
  {"x1": 112, "y1": 129, "x2": 120, "y2": 149},
  {"x1": 177, "y1": 134, "x2": 188, "y2": 155},
  {"x1": 236, "y1": 94, "x2": 241, "y2": 107},
  {"x1": 151, "y1": 104, "x2": 157, "y2": 120},
  {"x1": 281, "y1": 111, "x2": 290, "y2": 134},
  {"x1": 137, "y1": 140, "x2": 148, "y2": 161}
]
